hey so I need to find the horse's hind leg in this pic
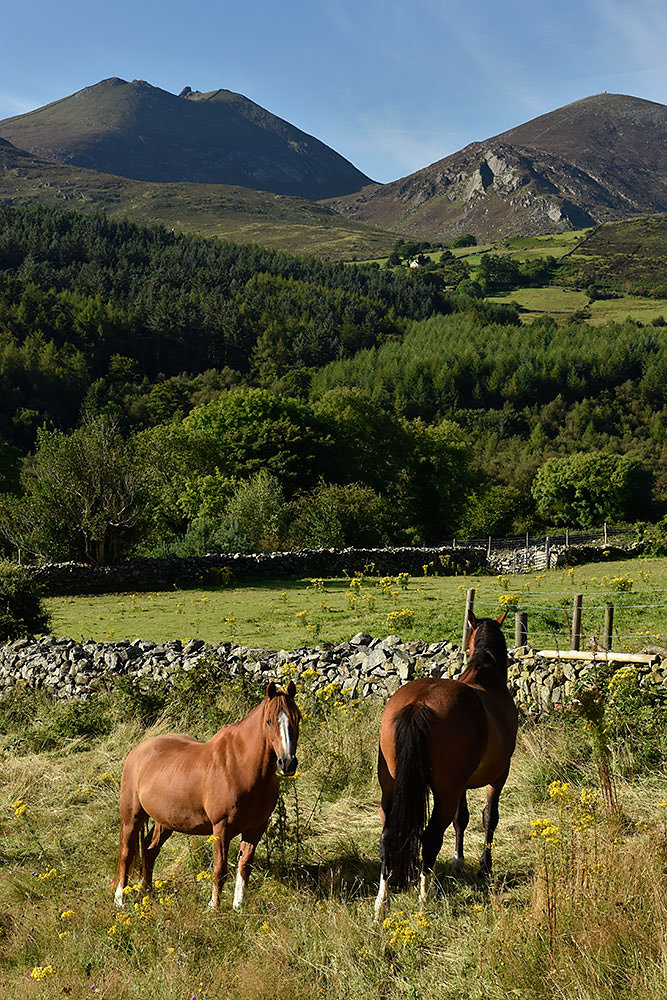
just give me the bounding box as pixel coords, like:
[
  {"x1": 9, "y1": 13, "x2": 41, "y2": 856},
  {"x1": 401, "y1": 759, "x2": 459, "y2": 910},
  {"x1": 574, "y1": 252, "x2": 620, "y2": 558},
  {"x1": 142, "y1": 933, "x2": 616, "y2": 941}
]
[
  {"x1": 374, "y1": 753, "x2": 393, "y2": 921},
  {"x1": 419, "y1": 791, "x2": 461, "y2": 904},
  {"x1": 419, "y1": 812, "x2": 444, "y2": 904},
  {"x1": 233, "y1": 821, "x2": 269, "y2": 911},
  {"x1": 479, "y1": 769, "x2": 509, "y2": 875},
  {"x1": 141, "y1": 823, "x2": 172, "y2": 892},
  {"x1": 451, "y1": 791, "x2": 469, "y2": 873}
]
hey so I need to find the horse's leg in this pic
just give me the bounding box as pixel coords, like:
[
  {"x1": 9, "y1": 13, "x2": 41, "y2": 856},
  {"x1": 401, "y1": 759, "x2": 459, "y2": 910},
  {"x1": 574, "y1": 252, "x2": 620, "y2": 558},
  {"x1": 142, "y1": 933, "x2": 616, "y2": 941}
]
[
  {"x1": 479, "y1": 769, "x2": 509, "y2": 875},
  {"x1": 419, "y1": 789, "x2": 461, "y2": 904},
  {"x1": 451, "y1": 791, "x2": 469, "y2": 873},
  {"x1": 374, "y1": 750, "x2": 393, "y2": 922},
  {"x1": 419, "y1": 810, "x2": 445, "y2": 905},
  {"x1": 233, "y1": 821, "x2": 269, "y2": 911},
  {"x1": 141, "y1": 822, "x2": 172, "y2": 892},
  {"x1": 114, "y1": 808, "x2": 145, "y2": 907},
  {"x1": 209, "y1": 823, "x2": 231, "y2": 910}
]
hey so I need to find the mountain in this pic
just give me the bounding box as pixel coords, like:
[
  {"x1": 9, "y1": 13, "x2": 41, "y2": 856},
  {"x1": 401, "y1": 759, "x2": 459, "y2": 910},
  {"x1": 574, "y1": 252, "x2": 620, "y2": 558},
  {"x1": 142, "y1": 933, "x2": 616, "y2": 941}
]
[
  {"x1": 325, "y1": 94, "x2": 667, "y2": 243},
  {"x1": 0, "y1": 132, "x2": 395, "y2": 261},
  {"x1": 0, "y1": 77, "x2": 373, "y2": 200}
]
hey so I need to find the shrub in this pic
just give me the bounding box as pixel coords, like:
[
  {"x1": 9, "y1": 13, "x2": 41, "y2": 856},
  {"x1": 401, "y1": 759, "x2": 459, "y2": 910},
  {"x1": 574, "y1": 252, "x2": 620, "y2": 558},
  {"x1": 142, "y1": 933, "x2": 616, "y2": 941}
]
[
  {"x1": 288, "y1": 482, "x2": 391, "y2": 548},
  {"x1": 224, "y1": 470, "x2": 288, "y2": 551},
  {"x1": 450, "y1": 234, "x2": 477, "y2": 248},
  {"x1": 0, "y1": 561, "x2": 49, "y2": 641}
]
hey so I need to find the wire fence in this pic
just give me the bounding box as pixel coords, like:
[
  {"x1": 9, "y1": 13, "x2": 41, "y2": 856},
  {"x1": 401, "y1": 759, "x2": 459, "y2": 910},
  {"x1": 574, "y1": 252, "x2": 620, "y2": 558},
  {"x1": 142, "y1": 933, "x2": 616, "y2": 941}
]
[
  {"x1": 466, "y1": 587, "x2": 667, "y2": 653},
  {"x1": 457, "y1": 524, "x2": 638, "y2": 554}
]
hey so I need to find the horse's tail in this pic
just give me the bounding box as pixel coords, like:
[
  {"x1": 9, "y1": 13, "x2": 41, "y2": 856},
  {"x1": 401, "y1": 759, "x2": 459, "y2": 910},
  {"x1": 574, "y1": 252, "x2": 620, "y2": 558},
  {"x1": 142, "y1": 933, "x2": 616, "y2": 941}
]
[{"x1": 383, "y1": 702, "x2": 433, "y2": 891}]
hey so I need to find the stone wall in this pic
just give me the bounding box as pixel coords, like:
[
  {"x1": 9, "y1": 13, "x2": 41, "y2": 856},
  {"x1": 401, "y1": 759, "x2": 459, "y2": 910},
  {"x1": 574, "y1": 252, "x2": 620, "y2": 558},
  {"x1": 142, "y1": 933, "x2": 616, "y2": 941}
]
[
  {"x1": 25, "y1": 548, "x2": 486, "y2": 596},
  {"x1": 22, "y1": 541, "x2": 643, "y2": 597},
  {"x1": 1, "y1": 632, "x2": 664, "y2": 717}
]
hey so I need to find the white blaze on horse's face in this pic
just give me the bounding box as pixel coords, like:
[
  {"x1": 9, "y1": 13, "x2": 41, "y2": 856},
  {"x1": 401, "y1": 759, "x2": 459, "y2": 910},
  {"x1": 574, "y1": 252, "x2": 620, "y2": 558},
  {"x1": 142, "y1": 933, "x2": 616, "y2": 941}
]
[{"x1": 277, "y1": 709, "x2": 298, "y2": 776}]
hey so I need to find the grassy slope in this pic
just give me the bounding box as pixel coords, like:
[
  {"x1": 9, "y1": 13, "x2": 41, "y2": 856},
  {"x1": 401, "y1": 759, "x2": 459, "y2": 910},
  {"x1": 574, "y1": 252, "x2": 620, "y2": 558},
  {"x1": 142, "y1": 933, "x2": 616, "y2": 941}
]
[
  {"x1": 396, "y1": 220, "x2": 667, "y2": 323},
  {"x1": 573, "y1": 216, "x2": 667, "y2": 288},
  {"x1": 45, "y1": 557, "x2": 667, "y2": 653},
  {"x1": 0, "y1": 152, "x2": 396, "y2": 260}
]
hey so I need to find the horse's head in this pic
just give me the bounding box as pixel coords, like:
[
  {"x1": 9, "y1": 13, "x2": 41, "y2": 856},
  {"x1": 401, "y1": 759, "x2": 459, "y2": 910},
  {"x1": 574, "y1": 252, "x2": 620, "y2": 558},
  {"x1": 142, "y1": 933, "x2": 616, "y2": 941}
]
[
  {"x1": 264, "y1": 680, "x2": 301, "y2": 776},
  {"x1": 467, "y1": 611, "x2": 508, "y2": 668}
]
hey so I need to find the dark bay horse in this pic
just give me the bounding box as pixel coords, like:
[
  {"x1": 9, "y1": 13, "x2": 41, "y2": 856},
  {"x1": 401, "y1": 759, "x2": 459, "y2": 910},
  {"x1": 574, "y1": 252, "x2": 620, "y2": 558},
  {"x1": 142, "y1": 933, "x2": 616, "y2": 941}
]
[
  {"x1": 114, "y1": 681, "x2": 300, "y2": 911},
  {"x1": 374, "y1": 613, "x2": 517, "y2": 917}
]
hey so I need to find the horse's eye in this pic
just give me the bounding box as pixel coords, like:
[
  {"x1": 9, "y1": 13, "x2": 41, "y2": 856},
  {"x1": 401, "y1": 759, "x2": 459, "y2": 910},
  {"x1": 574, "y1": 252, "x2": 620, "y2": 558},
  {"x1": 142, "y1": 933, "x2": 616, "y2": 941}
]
[{"x1": 266, "y1": 719, "x2": 272, "y2": 726}]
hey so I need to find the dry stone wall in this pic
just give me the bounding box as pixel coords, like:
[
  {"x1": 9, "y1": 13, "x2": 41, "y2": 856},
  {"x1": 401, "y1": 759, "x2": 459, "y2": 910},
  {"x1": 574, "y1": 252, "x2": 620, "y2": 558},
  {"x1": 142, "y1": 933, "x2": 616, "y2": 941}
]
[
  {"x1": 1, "y1": 633, "x2": 665, "y2": 717},
  {"x1": 22, "y1": 540, "x2": 642, "y2": 597}
]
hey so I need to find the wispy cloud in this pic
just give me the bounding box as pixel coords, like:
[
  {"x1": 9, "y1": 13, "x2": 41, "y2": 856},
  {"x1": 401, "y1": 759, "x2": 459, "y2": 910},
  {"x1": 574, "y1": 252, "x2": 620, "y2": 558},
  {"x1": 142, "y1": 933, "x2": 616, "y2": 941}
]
[
  {"x1": 0, "y1": 92, "x2": 36, "y2": 119},
  {"x1": 592, "y1": 0, "x2": 667, "y2": 94}
]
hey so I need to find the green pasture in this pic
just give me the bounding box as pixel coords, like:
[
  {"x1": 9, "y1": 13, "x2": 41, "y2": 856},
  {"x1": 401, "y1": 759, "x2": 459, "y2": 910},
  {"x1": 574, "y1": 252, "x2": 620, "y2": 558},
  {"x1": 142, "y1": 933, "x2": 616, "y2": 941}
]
[
  {"x1": 491, "y1": 287, "x2": 667, "y2": 324},
  {"x1": 452, "y1": 228, "x2": 589, "y2": 266},
  {"x1": 45, "y1": 556, "x2": 667, "y2": 652},
  {"x1": 491, "y1": 286, "x2": 588, "y2": 319},
  {"x1": 588, "y1": 295, "x2": 667, "y2": 325}
]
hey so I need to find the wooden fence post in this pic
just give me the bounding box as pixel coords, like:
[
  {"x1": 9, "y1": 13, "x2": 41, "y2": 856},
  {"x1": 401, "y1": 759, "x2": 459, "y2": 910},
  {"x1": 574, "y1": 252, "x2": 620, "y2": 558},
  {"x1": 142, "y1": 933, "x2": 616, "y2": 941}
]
[
  {"x1": 545, "y1": 536, "x2": 550, "y2": 569},
  {"x1": 603, "y1": 522, "x2": 608, "y2": 545},
  {"x1": 571, "y1": 594, "x2": 583, "y2": 651},
  {"x1": 604, "y1": 603, "x2": 614, "y2": 650},
  {"x1": 462, "y1": 588, "x2": 476, "y2": 650},
  {"x1": 514, "y1": 611, "x2": 528, "y2": 647}
]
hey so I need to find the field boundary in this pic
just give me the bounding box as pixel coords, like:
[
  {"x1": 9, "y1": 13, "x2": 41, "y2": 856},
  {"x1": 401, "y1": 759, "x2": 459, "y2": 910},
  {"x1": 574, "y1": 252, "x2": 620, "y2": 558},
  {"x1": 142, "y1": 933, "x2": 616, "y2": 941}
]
[{"x1": 20, "y1": 536, "x2": 644, "y2": 596}]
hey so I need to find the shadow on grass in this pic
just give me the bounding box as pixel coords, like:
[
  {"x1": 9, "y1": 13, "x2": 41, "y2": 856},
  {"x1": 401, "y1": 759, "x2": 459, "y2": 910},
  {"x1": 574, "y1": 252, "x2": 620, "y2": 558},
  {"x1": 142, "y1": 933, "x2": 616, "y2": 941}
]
[{"x1": 267, "y1": 847, "x2": 532, "y2": 904}]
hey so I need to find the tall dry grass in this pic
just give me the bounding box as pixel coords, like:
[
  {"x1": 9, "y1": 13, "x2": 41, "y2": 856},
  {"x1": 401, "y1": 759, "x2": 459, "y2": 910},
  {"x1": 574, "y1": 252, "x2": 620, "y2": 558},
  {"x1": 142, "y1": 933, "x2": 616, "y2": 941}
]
[{"x1": 1, "y1": 667, "x2": 666, "y2": 998}]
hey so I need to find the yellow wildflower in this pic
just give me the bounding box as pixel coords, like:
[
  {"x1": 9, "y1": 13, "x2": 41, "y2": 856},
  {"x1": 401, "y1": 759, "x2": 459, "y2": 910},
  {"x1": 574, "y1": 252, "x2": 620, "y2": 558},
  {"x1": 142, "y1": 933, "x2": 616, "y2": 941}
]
[{"x1": 30, "y1": 966, "x2": 55, "y2": 980}]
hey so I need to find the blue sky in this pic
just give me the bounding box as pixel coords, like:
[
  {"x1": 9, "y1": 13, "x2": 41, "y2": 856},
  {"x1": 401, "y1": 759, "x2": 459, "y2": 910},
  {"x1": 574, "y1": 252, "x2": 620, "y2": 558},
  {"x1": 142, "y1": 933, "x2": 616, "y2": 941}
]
[{"x1": 2, "y1": 0, "x2": 666, "y2": 183}]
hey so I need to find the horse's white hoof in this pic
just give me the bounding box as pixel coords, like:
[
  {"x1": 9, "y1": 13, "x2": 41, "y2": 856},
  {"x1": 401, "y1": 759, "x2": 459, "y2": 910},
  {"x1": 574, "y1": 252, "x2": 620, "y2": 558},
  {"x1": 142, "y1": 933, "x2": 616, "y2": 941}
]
[{"x1": 451, "y1": 853, "x2": 464, "y2": 874}]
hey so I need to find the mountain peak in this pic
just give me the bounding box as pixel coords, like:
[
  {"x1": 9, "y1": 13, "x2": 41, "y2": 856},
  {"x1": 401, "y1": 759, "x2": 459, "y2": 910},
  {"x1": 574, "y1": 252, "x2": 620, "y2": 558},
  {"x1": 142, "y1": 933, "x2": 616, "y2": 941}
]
[
  {"x1": 0, "y1": 78, "x2": 374, "y2": 199},
  {"x1": 326, "y1": 93, "x2": 667, "y2": 242}
]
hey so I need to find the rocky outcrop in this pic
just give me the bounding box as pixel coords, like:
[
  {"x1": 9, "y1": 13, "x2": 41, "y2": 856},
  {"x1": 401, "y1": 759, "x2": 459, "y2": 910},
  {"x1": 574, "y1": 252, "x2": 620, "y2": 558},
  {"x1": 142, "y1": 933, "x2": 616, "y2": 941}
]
[{"x1": 325, "y1": 94, "x2": 667, "y2": 242}]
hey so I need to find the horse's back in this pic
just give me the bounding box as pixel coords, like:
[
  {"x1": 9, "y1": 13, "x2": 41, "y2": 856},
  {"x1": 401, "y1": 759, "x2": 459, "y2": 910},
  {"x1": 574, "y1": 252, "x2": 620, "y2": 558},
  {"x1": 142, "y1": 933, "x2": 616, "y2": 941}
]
[
  {"x1": 380, "y1": 676, "x2": 514, "y2": 790},
  {"x1": 380, "y1": 679, "x2": 487, "y2": 773}
]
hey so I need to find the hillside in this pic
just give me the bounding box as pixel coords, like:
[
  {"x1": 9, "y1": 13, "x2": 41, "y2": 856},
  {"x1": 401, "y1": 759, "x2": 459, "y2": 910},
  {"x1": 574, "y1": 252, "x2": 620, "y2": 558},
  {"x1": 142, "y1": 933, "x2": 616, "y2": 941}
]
[
  {"x1": 0, "y1": 137, "x2": 394, "y2": 260},
  {"x1": 0, "y1": 77, "x2": 373, "y2": 199},
  {"x1": 325, "y1": 94, "x2": 667, "y2": 243}
]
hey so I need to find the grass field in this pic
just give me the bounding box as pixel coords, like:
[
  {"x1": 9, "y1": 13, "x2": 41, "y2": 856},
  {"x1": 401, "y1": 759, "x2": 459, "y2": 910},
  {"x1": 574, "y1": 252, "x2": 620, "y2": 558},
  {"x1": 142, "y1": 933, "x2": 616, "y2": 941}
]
[
  {"x1": 1, "y1": 657, "x2": 667, "y2": 998},
  {"x1": 44, "y1": 557, "x2": 667, "y2": 653},
  {"x1": 491, "y1": 287, "x2": 667, "y2": 324}
]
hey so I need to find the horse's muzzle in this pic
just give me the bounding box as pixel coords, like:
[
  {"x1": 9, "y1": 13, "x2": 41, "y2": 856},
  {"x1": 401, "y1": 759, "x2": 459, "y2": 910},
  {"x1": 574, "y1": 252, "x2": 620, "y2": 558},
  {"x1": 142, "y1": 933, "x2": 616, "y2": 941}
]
[{"x1": 277, "y1": 755, "x2": 298, "y2": 776}]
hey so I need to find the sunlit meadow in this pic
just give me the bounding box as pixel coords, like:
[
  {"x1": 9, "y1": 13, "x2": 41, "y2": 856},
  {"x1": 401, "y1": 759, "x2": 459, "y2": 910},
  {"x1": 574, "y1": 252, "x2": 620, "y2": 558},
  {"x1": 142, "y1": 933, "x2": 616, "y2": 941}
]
[{"x1": 2, "y1": 557, "x2": 667, "y2": 995}]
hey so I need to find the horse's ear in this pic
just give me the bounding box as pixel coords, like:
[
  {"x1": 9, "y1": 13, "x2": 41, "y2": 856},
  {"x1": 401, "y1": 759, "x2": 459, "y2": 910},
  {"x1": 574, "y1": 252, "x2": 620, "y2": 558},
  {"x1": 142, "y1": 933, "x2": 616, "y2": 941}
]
[
  {"x1": 496, "y1": 611, "x2": 508, "y2": 626},
  {"x1": 286, "y1": 680, "x2": 296, "y2": 698},
  {"x1": 266, "y1": 682, "x2": 277, "y2": 699},
  {"x1": 467, "y1": 610, "x2": 478, "y2": 630}
]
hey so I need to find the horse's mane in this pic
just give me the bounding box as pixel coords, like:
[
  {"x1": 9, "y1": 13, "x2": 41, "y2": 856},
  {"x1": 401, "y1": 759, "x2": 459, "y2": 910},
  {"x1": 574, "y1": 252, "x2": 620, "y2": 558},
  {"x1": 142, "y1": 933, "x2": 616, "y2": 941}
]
[{"x1": 463, "y1": 618, "x2": 508, "y2": 683}]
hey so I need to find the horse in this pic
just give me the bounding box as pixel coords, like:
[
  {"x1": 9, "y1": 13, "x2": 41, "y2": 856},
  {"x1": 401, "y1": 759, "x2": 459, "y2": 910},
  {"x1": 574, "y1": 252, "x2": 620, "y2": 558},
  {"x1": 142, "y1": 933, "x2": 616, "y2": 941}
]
[
  {"x1": 374, "y1": 612, "x2": 518, "y2": 918},
  {"x1": 113, "y1": 680, "x2": 300, "y2": 912}
]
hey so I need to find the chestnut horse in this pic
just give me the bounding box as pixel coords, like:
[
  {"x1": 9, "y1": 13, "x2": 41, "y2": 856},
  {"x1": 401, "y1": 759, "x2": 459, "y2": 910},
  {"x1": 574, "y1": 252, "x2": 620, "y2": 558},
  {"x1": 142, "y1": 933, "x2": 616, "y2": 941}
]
[
  {"x1": 374, "y1": 613, "x2": 517, "y2": 917},
  {"x1": 114, "y1": 680, "x2": 300, "y2": 911}
]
